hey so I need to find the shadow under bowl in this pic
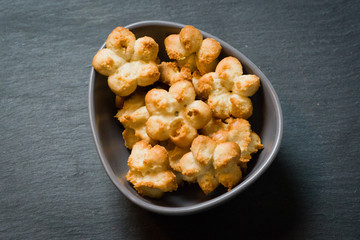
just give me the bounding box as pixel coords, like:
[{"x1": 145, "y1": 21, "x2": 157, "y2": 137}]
[{"x1": 89, "y1": 20, "x2": 283, "y2": 215}]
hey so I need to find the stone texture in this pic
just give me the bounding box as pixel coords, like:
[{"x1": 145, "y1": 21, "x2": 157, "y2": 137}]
[{"x1": 0, "y1": 0, "x2": 359, "y2": 239}]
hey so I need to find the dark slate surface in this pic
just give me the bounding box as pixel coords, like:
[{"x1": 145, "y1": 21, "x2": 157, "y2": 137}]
[{"x1": 1, "y1": 0, "x2": 359, "y2": 239}]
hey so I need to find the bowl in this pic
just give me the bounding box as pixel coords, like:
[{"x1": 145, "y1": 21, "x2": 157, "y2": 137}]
[{"x1": 89, "y1": 20, "x2": 283, "y2": 215}]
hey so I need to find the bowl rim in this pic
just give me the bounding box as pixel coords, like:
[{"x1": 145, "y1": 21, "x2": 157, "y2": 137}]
[{"x1": 89, "y1": 20, "x2": 283, "y2": 215}]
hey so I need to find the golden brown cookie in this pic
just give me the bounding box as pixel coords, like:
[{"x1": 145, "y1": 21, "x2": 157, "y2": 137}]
[
  {"x1": 115, "y1": 91, "x2": 155, "y2": 149},
  {"x1": 173, "y1": 135, "x2": 242, "y2": 194},
  {"x1": 145, "y1": 80, "x2": 212, "y2": 148},
  {"x1": 164, "y1": 25, "x2": 222, "y2": 76},
  {"x1": 126, "y1": 141, "x2": 178, "y2": 198},
  {"x1": 92, "y1": 27, "x2": 160, "y2": 96},
  {"x1": 201, "y1": 118, "x2": 263, "y2": 165},
  {"x1": 193, "y1": 57, "x2": 260, "y2": 119}
]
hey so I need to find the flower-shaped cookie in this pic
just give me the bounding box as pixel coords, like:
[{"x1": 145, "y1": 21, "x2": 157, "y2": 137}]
[
  {"x1": 158, "y1": 61, "x2": 192, "y2": 86},
  {"x1": 171, "y1": 135, "x2": 242, "y2": 195},
  {"x1": 164, "y1": 25, "x2": 222, "y2": 75},
  {"x1": 92, "y1": 27, "x2": 160, "y2": 96},
  {"x1": 115, "y1": 91, "x2": 155, "y2": 149},
  {"x1": 193, "y1": 57, "x2": 260, "y2": 119},
  {"x1": 126, "y1": 140, "x2": 178, "y2": 198},
  {"x1": 201, "y1": 118, "x2": 263, "y2": 169},
  {"x1": 145, "y1": 80, "x2": 212, "y2": 148}
]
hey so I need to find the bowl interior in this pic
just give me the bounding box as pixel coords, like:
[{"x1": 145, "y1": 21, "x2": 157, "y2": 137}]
[{"x1": 89, "y1": 21, "x2": 282, "y2": 214}]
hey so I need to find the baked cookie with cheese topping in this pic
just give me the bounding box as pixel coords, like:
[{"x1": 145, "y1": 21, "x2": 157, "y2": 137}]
[
  {"x1": 201, "y1": 117, "x2": 263, "y2": 170},
  {"x1": 172, "y1": 135, "x2": 242, "y2": 195},
  {"x1": 92, "y1": 27, "x2": 160, "y2": 96},
  {"x1": 115, "y1": 91, "x2": 155, "y2": 149},
  {"x1": 126, "y1": 141, "x2": 178, "y2": 198},
  {"x1": 164, "y1": 25, "x2": 222, "y2": 76},
  {"x1": 193, "y1": 57, "x2": 260, "y2": 119},
  {"x1": 145, "y1": 80, "x2": 212, "y2": 148}
]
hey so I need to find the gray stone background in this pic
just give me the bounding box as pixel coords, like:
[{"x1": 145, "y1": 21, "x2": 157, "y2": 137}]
[{"x1": 1, "y1": 0, "x2": 359, "y2": 239}]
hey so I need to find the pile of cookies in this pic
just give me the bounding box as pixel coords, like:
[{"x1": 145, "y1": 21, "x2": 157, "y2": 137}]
[{"x1": 92, "y1": 25, "x2": 263, "y2": 198}]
